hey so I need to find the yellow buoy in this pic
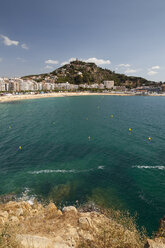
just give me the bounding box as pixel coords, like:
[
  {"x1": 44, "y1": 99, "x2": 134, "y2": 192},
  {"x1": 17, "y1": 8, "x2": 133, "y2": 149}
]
[
  {"x1": 88, "y1": 136, "x2": 91, "y2": 141},
  {"x1": 129, "y1": 128, "x2": 131, "y2": 132},
  {"x1": 148, "y1": 137, "x2": 151, "y2": 141},
  {"x1": 19, "y1": 146, "x2": 22, "y2": 150},
  {"x1": 110, "y1": 114, "x2": 114, "y2": 118},
  {"x1": 86, "y1": 117, "x2": 88, "y2": 120}
]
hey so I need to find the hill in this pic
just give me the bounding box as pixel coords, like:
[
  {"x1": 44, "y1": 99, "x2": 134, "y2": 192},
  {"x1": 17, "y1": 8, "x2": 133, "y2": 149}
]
[{"x1": 22, "y1": 60, "x2": 156, "y2": 88}]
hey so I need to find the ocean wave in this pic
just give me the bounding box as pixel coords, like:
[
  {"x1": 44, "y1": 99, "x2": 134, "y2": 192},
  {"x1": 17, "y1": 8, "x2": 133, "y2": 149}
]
[
  {"x1": 132, "y1": 165, "x2": 165, "y2": 170},
  {"x1": 28, "y1": 166, "x2": 105, "y2": 175},
  {"x1": 18, "y1": 188, "x2": 36, "y2": 205}
]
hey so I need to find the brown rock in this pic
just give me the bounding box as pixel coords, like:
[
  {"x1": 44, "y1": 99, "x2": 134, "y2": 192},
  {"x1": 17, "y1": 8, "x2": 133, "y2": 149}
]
[
  {"x1": 0, "y1": 217, "x2": 5, "y2": 225},
  {"x1": 16, "y1": 208, "x2": 24, "y2": 216},
  {"x1": 9, "y1": 216, "x2": 19, "y2": 223},
  {"x1": 17, "y1": 234, "x2": 54, "y2": 248},
  {"x1": 146, "y1": 238, "x2": 165, "y2": 248},
  {"x1": 45, "y1": 202, "x2": 57, "y2": 214},
  {"x1": 0, "y1": 210, "x2": 9, "y2": 219},
  {"x1": 62, "y1": 206, "x2": 77, "y2": 216},
  {"x1": 78, "y1": 217, "x2": 92, "y2": 230},
  {"x1": 57, "y1": 209, "x2": 63, "y2": 216}
]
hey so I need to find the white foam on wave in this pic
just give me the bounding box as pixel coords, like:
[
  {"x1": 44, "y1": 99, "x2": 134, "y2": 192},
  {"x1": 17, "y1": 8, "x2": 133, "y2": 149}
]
[
  {"x1": 28, "y1": 166, "x2": 105, "y2": 175},
  {"x1": 29, "y1": 169, "x2": 77, "y2": 174},
  {"x1": 18, "y1": 188, "x2": 36, "y2": 205},
  {"x1": 132, "y1": 165, "x2": 165, "y2": 170},
  {"x1": 98, "y1": 166, "x2": 104, "y2": 170}
]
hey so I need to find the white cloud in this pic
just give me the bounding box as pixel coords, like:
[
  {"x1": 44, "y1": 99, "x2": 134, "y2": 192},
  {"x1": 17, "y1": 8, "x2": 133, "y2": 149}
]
[
  {"x1": 147, "y1": 66, "x2": 160, "y2": 76},
  {"x1": 83, "y1": 57, "x2": 111, "y2": 65},
  {"x1": 45, "y1": 59, "x2": 59, "y2": 65},
  {"x1": 118, "y1": 64, "x2": 131, "y2": 68},
  {"x1": 0, "y1": 35, "x2": 19, "y2": 46},
  {"x1": 125, "y1": 69, "x2": 137, "y2": 74},
  {"x1": 21, "y1": 43, "x2": 29, "y2": 50},
  {"x1": 151, "y1": 65, "x2": 160, "y2": 70},
  {"x1": 61, "y1": 57, "x2": 111, "y2": 66},
  {"x1": 0, "y1": 58, "x2": 2, "y2": 62},
  {"x1": 147, "y1": 70, "x2": 158, "y2": 76},
  {"x1": 45, "y1": 65, "x2": 53, "y2": 69},
  {"x1": 61, "y1": 58, "x2": 76, "y2": 66}
]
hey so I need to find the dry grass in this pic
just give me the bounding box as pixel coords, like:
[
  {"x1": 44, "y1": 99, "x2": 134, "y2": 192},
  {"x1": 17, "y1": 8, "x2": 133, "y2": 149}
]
[
  {"x1": 78, "y1": 208, "x2": 147, "y2": 248},
  {"x1": 0, "y1": 224, "x2": 22, "y2": 248},
  {"x1": 0, "y1": 202, "x2": 148, "y2": 248}
]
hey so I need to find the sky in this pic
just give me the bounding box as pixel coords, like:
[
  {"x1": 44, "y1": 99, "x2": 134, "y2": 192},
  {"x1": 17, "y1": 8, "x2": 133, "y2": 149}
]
[{"x1": 0, "y1": 0, "x2": 165, "y2": 81}]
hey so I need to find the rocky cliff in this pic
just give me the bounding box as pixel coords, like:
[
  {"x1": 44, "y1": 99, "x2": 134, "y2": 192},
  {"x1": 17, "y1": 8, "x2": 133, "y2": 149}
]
[{"x1": 0, "y1": 201, "x2": 164, "y2": 248}]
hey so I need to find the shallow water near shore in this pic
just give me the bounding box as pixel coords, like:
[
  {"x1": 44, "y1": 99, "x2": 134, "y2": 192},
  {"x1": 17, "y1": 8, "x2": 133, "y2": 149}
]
[{"x1": 0, "y1": 95, "x2": 165, "y2": 234}]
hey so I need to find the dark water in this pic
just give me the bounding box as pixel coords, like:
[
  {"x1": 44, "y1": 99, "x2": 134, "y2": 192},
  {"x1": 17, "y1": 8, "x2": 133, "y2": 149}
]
[{"x1": 0, "y1": 95, "x2": 165, "y2": 234}]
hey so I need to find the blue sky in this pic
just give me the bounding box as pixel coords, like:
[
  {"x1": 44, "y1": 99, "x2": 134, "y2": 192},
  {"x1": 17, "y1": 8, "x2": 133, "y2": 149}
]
[{"x1": 0, "y1": 0, "x2": 165, "y2": 81}]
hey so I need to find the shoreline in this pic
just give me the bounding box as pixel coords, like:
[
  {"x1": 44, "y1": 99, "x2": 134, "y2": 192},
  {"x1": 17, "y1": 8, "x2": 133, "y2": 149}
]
[
  {"x1": 0, "y1": 92, "x2": 134, "y2": 103},
  {"x1": 0, "y1": 92, "x2": 165, "y2": 103},
  {"x1": 0, "y1": 200, "x2": 164, "y2": 248}
]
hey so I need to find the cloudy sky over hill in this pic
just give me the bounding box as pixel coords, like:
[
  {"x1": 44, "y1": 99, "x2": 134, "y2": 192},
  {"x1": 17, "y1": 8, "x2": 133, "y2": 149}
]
[{"x1": 0, "y1": 0, "x2": 165, "y2": 81}]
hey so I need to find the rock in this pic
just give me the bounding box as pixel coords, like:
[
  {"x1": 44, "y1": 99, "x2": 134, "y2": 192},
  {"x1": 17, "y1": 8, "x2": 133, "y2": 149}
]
[
  {"x1": 65, "y1": 226, "x2": 79, "y2": 247},
  {"x1": 33, "y1": 203, "x2": 44, "y2": 211},
  {"x1": 16, "y1": 208, "x2": 24, "y2": 216},
  {"x1": 0, "y1": 211, "x2": 9, "y2": 224},
  {"x1": 54, "y1": 242, "x2": 70, "y2": 248},
  {"x1": 31, "y1": 209, "x2": 39, "y2": 215},
  {"x1": 62, "y1": 206, "x2": 77, "y2": 216},
  {"x1": 0, "y1": 217, "x2": 5, "y2": 225},
  {"x1": 17, "y1": 234, "x2": 54, "y2": 248},
  {"x1": 54, "y1": 237, "x2": 70, "y2": 248},
  {"x1": 0, "y1": 193, "x2": 17, "y2": 203},
  {"x1": 146, "y1": 238, "x2": 165, "y2": 248},
  {"x1": 0, "y1": 210, "x2": 9, "y2": 219},
  {"x1": 4, "y1": 201, "x2": 31, "y2": 213},
  {"x1": 46, "y1": 202, "x2": 57, "y2": 212},
  {"x1": 78, "y1": 230, "x2": 94, "y2": 241},
  {"x1": 57, "y1": 209, "x2": 63, "y2": 216},
  {"x1": 78, "y1": 217, "x2": 92, "y2": 230},
  {"x1": 9, "y1": 216, "x2": 19, "y2": 223}
]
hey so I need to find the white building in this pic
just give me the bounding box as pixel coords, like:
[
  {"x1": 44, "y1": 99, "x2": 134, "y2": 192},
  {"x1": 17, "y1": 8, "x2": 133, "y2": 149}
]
[{"x1": 103, "y1": 80, "x2": 114, "y2": 89}]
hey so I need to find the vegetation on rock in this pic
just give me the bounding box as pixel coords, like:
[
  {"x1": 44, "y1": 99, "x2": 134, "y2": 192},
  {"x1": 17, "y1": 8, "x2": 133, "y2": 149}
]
[
  {"x1": 22, "y1": 60, "x2": 159, "y2": 88},
  {"x1": 0, "y1": 200, "x2": 151, "y2": 248}
]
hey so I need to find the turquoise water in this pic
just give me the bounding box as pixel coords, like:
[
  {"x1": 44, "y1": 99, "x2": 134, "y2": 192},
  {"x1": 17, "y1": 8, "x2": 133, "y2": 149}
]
[{"x1": 0, "y1": 95, "x2": 165, "y2": 233}]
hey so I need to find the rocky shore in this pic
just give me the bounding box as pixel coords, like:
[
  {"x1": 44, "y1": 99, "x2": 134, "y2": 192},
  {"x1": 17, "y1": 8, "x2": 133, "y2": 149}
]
[{"x1": 0, "y1": 200, "x2": 165, "y2": 248}]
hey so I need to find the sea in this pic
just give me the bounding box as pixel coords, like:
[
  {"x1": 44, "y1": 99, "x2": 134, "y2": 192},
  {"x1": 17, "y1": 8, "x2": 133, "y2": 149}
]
[{"x1": 0, "y1": 95, "x2": 165, "y2": 234}]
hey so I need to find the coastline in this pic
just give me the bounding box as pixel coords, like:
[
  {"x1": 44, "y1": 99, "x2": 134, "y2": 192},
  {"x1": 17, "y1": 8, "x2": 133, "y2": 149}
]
[
  {"x1": 0, "y1": 200, "x2": 164, "y2": 248},
  {"x1": 0, "y1": 92, "x2": 135, "y2": 103}
]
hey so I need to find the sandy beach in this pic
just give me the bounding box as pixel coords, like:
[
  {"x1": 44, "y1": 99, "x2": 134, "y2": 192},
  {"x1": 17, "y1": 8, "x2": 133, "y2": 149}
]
[{"x1": 0, "y1": 92, "x2": 135, "y2": 103}]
